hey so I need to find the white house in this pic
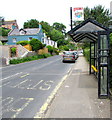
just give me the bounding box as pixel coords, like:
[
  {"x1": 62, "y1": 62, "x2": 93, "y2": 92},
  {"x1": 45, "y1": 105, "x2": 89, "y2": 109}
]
[{"x1": 42, "y1": 33, "x2": 57, "y2": 48}]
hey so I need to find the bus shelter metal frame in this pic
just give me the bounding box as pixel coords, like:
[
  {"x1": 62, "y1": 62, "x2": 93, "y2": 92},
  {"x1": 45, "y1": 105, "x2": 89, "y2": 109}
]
[{"x1": 68, "y1": 18, "x2": 111, "y2": 98}]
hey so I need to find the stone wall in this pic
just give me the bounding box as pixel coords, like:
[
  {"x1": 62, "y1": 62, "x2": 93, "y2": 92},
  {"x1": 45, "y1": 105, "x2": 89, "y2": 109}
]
[
  {"x1": 0, "y1": 45, "x2": 29, "y2": 66},
  {"x1": 0, "y1": 45, "x2": 29, "y2": 58}
]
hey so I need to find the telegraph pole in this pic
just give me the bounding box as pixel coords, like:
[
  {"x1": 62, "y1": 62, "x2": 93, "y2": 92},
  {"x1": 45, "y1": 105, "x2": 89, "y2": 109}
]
[{"x1": 70, "y1": 7, "x2": 73, "y2": 30}]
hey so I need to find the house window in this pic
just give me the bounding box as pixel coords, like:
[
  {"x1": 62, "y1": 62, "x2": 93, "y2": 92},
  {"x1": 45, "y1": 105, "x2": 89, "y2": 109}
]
[
  {"x1": 41, "y1": 37, "x2": 44, "y2": 44},
  {"x1": 13, "y1": 38, "x2": 17, "y2": 43},
  {"x1": 28, "y1": 37, "x2": 32, "y2": 41}
]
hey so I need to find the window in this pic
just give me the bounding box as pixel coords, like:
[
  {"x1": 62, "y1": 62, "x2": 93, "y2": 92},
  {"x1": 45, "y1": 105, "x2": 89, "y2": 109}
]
[
  {"x1": 13, "y1": 38, "x2": 16, "y2": 43},
  {"x1": 28, "y1": 37, "x2": 32, "y2": 41},
  {"x1": 41, "y1": 37, "x2": 44, "y2": 44}
]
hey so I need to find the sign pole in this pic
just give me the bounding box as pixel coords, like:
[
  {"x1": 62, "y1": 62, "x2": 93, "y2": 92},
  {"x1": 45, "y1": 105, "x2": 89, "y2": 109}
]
[{"x1": 70, "y1": 7, "x2": 73, "y2": 30}]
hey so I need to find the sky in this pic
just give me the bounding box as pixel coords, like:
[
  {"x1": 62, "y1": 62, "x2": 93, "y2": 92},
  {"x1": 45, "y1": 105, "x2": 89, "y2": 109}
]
[{"x1": 0, "y1": 0, "x2": 112, "y2": 31}]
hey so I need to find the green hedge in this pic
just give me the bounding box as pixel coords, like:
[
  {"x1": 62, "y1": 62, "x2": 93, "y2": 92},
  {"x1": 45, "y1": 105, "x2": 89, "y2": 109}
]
[
  {"x1": 10, "y1": 53, "x2": 52, "y2": 64},
  {"x1": 83, "y1": 47, "x2": 94, "y2": 65},
  {"x1": 83, "y1": 47, "x2": 90, "y2": 62},
  {"x1": 16, "y1": 41, "x2": 29, "y2": 46}
]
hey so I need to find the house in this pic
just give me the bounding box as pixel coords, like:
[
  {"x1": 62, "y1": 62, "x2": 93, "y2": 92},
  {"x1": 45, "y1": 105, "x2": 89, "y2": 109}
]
[
  {"x1": 42, "y1": 33, "x2": 57, "y2": 48},
  {"x1": 1, "y1": 20, "x2": 19, "y2": 29},
  {"x1": 8, "y1": 24, "x2": 44, "y2": 45}
]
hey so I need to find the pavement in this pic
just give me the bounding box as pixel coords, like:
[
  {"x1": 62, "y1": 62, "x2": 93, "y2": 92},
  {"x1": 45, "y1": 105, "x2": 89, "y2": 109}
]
[{"x1": 45, "y1": 56, "x2": 110, "y2": 118}]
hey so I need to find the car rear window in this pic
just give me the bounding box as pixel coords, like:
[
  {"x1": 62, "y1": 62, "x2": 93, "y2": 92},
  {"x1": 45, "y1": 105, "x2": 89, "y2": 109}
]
[{"x1": 64, "y1": 52, "x2": 74, "y2": 55}]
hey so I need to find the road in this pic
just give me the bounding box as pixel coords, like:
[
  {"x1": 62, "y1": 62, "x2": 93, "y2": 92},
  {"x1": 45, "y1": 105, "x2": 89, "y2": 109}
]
[{"x1": 1, "y1": 55, "x2": 74, "y2": 118}]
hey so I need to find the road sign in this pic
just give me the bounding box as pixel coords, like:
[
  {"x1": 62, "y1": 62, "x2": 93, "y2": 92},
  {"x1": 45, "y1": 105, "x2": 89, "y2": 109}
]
[{"x1": 73, "y1": 7, "x2": 84, "y2": 21}]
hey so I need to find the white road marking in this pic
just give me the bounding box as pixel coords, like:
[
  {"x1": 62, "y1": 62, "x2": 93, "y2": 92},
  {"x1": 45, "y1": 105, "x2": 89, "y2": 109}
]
[
  {"x1": 0, "y1": 72, "x2": 23, "y2": 81},
  {"x1": 34, "y1": 66, "x2": 73, "y2": 118},
  {"x1": 20, "y1": 73, "x2": 29, "y2": 78},
  {"x1": 10, "y1": 79, "x2": 28, "y2": 88},
  {"x1": 0, "y1": 81, "x2": 10, "y2": 88},
  {"x1": 39, "y1": 81, "x2": 54, "y2": 91}
]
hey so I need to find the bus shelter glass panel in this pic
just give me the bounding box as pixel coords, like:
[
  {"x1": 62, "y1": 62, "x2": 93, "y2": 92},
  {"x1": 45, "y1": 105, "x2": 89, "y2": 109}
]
[
  {"x1": 99, "y1": 34, "x2": 109, "y2": 97},
  {"x1": 100, "y1": 67, "x2": 108, "y2": 95}
]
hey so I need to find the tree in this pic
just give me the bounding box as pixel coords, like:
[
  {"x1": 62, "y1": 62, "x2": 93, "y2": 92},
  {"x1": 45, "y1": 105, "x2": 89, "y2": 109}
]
[
  {"x1": 57, "y1": 39, "x2": 69, "y2": 47},
  {"x1": 0, "y1": 28, "x2": 11, "y2": 36},
  {"x1": 50, "y1": 29, "x2": 64, "y2": 41},
  {"x1": 23, "y1": 19, "x2": 39, "y2": 28},
  {"x1": 29, "y1": 38, "x2": 43, "y2": 52},
  {"x1": 84, "y1": 5, "x2": 110, "y2": 27},
  {"x1": 53, "y1": 22, "x2": 66, "y2": 34},
  {"x1": 40, "y1": 21, "x2": 52, "y2": 37}
]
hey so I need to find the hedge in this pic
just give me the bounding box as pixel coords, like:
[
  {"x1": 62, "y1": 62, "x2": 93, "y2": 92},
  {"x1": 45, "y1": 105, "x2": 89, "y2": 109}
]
[
  {"x1": 10, "y1": 53, "x2": 52, "y2": 64},
  {"x1": 16, "y1": 41, "x2": 29, "y2": 46}
]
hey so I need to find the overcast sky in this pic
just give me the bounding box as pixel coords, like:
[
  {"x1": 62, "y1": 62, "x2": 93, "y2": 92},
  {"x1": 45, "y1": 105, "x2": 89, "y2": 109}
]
[{"x1": 0, "y1": 0, "x2": 112, "y2": 31}]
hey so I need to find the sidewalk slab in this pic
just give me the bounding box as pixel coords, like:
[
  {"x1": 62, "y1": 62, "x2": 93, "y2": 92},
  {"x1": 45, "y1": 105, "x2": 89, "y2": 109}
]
[{"x1": 45, "y1": 56, "x2": 110, "y2": 118}]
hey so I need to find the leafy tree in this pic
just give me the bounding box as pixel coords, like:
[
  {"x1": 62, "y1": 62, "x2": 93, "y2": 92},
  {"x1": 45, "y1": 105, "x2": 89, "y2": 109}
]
[
  {"x1": 0, "y1": 28, "x2": 11, "y2": 36},
  {"x1": 67, "y1": 43, "x2": 77, "y2": 50},
  {"x1": 73, "y1": 5, "x2": 110, "y2": 27},
  {"x1": 40, "y1": 21, "x2": 52, "y2": 37},
  {"x1": 53, "y1": 22, "x2": 66, "y2": 34},
  {"x1": 59, "y1": 45, "x2": 69, "y2": 51},
  {"x1": 29, "y1": 38, "x2": 43, "y2": 52},
  {"x1": 23, "y1": 19, "x2": 39, "y2": 28},
  {"x1": 84, "y1": 5, "x2": 110, "y2": 27},
  {"x1": 57, "y1": 39, "x2": 69, "y2": 47},
  {"x1": 50, "y1": 29, "x2": 64, "y2": 41}
]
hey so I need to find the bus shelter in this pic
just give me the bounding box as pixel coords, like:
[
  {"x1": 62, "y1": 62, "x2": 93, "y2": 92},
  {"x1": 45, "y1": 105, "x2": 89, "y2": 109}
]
[{"x1": 68, "y1": 18, "x2": 111, "y2": 98}]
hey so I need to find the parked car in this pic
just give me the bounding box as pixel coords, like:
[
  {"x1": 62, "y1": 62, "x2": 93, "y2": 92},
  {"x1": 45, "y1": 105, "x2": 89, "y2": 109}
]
[
  {"x1": 73, "y1": 51, "x2": 79, "y2": 60},
  {"x1": 62, "y1": 51, "x2": 75, "y2": 63}
]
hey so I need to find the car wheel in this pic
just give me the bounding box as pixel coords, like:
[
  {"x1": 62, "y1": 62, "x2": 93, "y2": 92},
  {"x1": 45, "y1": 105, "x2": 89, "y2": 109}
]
[{"x1": 62, "y1": 60, "x2": 65, "y2": 63}]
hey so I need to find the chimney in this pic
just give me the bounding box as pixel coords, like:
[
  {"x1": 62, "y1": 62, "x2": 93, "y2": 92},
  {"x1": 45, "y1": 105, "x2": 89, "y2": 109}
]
[
  {"x1": 12, "y1": 23, "x2": 17, "y2": 29},
  {"x1": 39, "y1": 23, "x2": 42, "y2": 29}
]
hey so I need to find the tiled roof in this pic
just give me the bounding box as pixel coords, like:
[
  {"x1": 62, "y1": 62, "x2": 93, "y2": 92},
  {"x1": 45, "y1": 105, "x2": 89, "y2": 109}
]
[
  {"x1": 3, "y1": 20, "x2": 16, "y2": 25},
  {"x1": 9, "y1": 28, "x2": 40, "y2": 36}
]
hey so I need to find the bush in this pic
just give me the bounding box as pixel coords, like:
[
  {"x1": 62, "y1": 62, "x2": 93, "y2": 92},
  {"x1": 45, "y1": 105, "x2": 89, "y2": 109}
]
[
  {"x1": 46, "y1": 45, "x2": 54, "y2": 54},
  {"x1": 53, "y1": 48, "x2": 59, "y2": 55},
  {"x1": 10, "y1": 53, "x2": 52, "y2": 64},
  {"x1": 29, "y1": 38, "x2": 43, "y2": 52},
  {"x1": 43, "y1": 53, "x2": 52, "y2": 58},
  {"x1": 16, "y1": 41, "x2": 29, "y2": 46},
  {"x1": 11, "y1": 47, "x2": 16, "y2": 54}
]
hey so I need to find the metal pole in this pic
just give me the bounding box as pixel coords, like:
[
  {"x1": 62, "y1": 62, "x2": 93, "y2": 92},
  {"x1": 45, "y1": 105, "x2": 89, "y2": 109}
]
[
  {"x1": 90, "y1": 42, "x2": 92, "y2": 74},
  {"x1": 98, "y1": 32, "x2": 101, "y2": 98},
  {"x1": 70, "y1": 7, "x2": 73, "y2": 30}
]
